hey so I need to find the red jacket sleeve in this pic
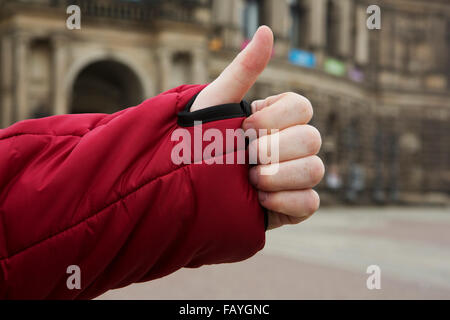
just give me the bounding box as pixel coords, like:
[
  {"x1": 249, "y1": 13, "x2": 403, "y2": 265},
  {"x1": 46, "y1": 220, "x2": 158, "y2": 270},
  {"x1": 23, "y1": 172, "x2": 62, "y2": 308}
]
[{"x1": 0, "y1": 84, "x2": 266, "y2": 299}]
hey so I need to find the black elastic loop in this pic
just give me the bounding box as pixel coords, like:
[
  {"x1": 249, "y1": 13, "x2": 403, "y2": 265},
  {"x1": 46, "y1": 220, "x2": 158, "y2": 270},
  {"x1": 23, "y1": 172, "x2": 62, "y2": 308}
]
[{"x1": 177, "y1": 94, "x2": 252, "y2": 127}]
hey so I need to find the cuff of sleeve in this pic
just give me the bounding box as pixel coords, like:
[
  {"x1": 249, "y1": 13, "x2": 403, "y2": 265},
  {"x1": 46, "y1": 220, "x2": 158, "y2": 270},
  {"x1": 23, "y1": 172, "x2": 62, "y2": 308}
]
[{"x1": 178, "y1": 93, "x2": 269, "y2": 231}]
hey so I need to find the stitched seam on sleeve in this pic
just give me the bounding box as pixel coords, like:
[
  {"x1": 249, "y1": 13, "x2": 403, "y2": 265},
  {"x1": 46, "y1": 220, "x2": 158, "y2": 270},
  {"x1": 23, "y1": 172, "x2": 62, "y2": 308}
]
[
  {"x1": 0, "y1": 133, "x2": 85, "y2": 141},
  {"x1": 0, "y1": 163, "x2": 190, "y2": 262}
]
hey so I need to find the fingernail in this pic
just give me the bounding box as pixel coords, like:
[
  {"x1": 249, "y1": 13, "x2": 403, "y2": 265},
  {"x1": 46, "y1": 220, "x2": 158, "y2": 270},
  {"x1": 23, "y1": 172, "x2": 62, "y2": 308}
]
[
  {"x1": 258, "y1": 191, "x2": 268, "y2": 202},
  {"x1": 249, "y1": 167, "x2": 259, "y2": 186}
]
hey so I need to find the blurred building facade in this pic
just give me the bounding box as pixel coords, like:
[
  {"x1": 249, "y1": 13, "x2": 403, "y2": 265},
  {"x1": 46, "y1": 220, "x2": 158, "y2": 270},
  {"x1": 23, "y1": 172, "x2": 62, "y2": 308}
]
[{"x1": 0, "y1": 0, "x2": 449, "y2": 205}]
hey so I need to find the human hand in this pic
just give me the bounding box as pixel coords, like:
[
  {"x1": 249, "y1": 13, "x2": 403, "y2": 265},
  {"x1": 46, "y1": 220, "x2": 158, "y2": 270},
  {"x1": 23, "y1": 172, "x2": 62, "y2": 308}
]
[
  {"x1": 243, "y1": 93, "x2": 323, "y2": 230},
  {"x1": 191, "y1": 26, "x2": 324, "y2": 230}
]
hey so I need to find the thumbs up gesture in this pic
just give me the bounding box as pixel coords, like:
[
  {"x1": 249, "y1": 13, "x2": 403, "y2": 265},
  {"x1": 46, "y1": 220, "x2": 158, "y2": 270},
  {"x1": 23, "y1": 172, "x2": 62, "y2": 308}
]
[{"x1": 192, "y1": 26, "x2": 324, "y2": 230}]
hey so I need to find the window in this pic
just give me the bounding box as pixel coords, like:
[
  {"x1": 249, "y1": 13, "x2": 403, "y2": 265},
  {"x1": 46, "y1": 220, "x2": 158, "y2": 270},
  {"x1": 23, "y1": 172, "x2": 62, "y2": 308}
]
[
  {"x1": 243, "y1": 0, "x2": 263, "y2": 39},
  {"x1": 289, "y1": 0, "x2": 309, "y2": 48},
  {"x1": 326, "y1": 0, "x2": 340, "y2": 56}
]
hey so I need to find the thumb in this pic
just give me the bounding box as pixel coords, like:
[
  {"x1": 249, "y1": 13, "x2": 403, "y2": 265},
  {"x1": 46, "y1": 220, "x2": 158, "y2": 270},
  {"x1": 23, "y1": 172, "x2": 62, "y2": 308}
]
[{"x1": 191, "y1": 26, "x2": 274, "y2": 112}]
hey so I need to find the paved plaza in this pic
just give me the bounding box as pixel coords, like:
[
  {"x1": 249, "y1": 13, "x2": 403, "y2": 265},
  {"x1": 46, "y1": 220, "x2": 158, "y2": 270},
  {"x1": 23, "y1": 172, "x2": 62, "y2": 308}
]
[{"x1": 99, "y1": 207, "x2": 450, "y2": 300}]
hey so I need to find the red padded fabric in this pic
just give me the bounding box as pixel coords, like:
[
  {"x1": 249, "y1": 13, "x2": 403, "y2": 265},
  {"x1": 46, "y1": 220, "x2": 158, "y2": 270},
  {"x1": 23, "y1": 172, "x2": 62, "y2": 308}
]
[{"x1": 0, "y1": 84, "x2": 266, "y2": 299}]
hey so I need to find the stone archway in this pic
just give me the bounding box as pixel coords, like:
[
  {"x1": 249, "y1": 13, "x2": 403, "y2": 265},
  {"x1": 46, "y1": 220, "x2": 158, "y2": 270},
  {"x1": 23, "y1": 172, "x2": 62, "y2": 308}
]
[{"x1": 70, "y1": 60, "x2": 144, "y2": 114}]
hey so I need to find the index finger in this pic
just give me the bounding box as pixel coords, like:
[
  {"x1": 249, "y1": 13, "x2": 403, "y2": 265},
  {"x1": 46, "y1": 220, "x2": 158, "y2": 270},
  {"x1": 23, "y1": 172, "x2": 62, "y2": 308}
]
[{"x1": 242, "y1": 92, "x2": 313, "y2": 133}]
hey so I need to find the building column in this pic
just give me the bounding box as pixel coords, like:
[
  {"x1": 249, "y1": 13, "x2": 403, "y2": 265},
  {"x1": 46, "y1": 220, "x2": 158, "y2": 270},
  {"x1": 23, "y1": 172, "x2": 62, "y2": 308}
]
[
  {"x1": 13, "y1": 32, "x2": 30, "y2": 122},
  {"x1": 192, "y1": 50, "x2": 208, "y2": 84},
  {"x1": 265, "y1": 0, "x2": 290, "y2": 57},
  {"x1": 265, "y1": 0, "x2": 289, "y2": 37},
  {"x1": 338, "y1": 0, "x2": 353, "y2": 58},
  {"x1": 310, "y1": 0, "x2": 327, "y2": 64},
  {"x1": 1, "y1": 35, "x2": 13, "y2": 128},
  {"x1": 355, "y1": 5, "x2": 369, "y2": 65},
  {"x1": 212, "y1": 0, "x2": 231, "y2": 25},
  {"x1": 310, "y1": 0, "x2": 326, "y2": 48},
  {"x1": 52, "y1": 34, "x2": 68, "y2": 115},
  {"x1": 219, "y1": 0, "x2": 244, "y2": 49},
  {"x1": 156, "y1": 47, "x2": 172, "y2": 92}
]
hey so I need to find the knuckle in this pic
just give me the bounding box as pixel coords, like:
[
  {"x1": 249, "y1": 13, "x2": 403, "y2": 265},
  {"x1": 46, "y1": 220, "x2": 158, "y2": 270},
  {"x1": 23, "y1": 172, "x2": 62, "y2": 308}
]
[
  {"x1": 284, "y1": 91, "x2": 299, "y2": 100},
  {"x1": 295, "y1": 96, "x2": 313, "y2": 121},
  {"x1": 305, "y1": 125, "x2": 322, "y2": 154},
  {"x1": 255, "y1": 135, "x2": 271, "y2": 162},
  {"x1": 266, "y1": 193, "x2": 283, "y2": 212},
  {"x1": 306, "y1": 190, "x2": 320, "y2": 215},
  {"x1": 248, "y1": 138, "x2": 259, "y2": 162},
  {"x1": 251, "y1": 110, "x2": 268, "y2": 130},
  {"x1": 257, "y1": 168, "x2": 273, "y2": 189},
  {"x1": 309, "y1": 156, "x2": 325, "y2": 185},
  {"x1": 264, "y1": 95, "x2": 280, "y2": 106},
  {"x1": 304, "y1": 102, "x2": 314, "y2": 121}
]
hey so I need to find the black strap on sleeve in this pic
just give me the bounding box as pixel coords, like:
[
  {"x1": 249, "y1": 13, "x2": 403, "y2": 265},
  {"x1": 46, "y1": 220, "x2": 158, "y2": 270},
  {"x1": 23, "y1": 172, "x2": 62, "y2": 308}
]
[{"x1": 177, "y1": 93, "x2": 252, "y2": 127}]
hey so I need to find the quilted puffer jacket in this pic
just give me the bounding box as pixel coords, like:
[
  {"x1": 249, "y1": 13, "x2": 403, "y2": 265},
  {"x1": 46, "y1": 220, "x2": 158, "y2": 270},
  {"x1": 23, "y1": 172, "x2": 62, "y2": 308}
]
[{"x1": 0, "y1": 84, "x2": 266, "y2": 299}]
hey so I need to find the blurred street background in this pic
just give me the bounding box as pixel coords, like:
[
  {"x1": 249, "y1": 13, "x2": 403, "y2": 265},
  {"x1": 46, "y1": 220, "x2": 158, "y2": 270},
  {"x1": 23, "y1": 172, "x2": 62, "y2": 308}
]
[
  {"x1": 1, "y1": 0, "x2": 449, "y2": 299},
  {"x1": 99, "y1": 207, "x2": 450, "y2": 300}
]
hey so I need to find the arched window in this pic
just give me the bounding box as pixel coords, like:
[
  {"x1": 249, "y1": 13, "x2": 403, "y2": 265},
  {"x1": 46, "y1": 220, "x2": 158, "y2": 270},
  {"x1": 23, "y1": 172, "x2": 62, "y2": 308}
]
[
  {"x1": 289, "y1": 0, "x2": 309, "y2": 48},
  {"x1": 242, "y1": 0, "x2": 264, "y2": 39},
  {"x1": 71, "y1": 60, "x2": 143, "y2": 114},
  {"x1": 326, "y1": 0, "x2": 340, "y2": 56}
]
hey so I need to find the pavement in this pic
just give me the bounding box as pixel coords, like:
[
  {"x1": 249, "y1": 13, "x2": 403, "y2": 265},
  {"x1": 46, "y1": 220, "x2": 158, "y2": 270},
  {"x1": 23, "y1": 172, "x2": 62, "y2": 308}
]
[{"x1": 98, "y1": 206, "x2": 450, "y2": 300}]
